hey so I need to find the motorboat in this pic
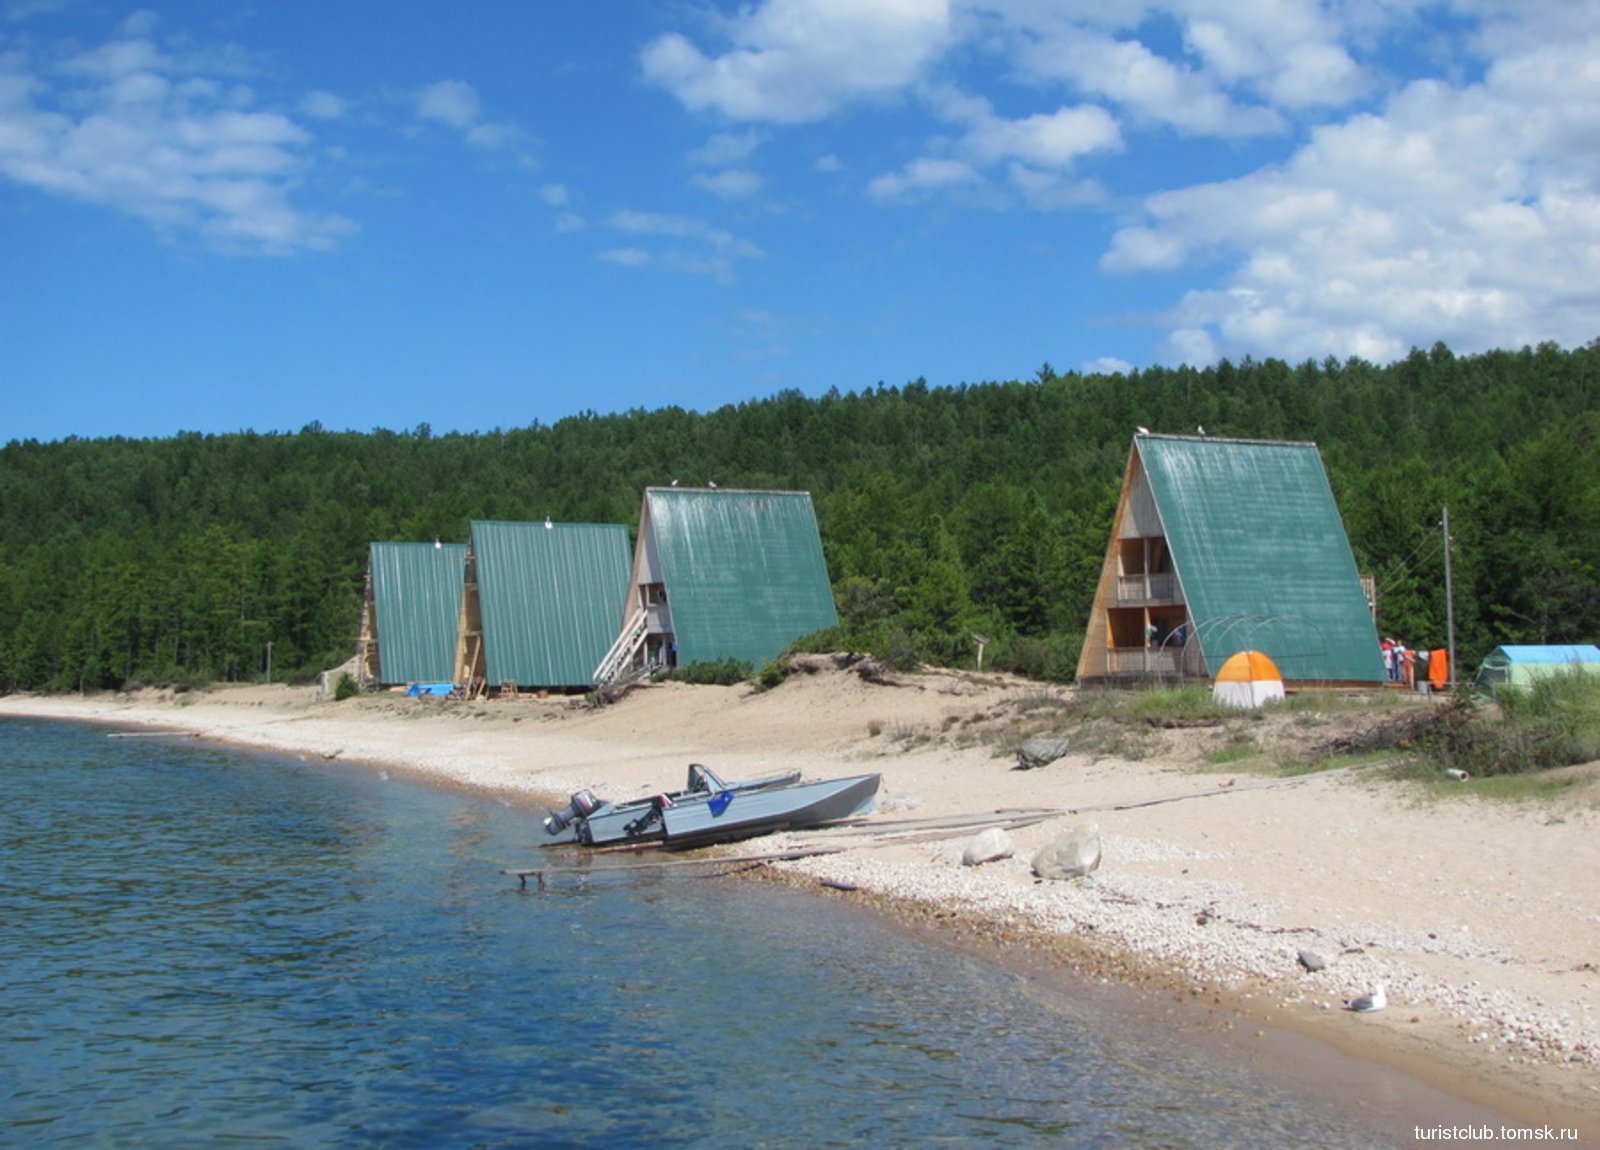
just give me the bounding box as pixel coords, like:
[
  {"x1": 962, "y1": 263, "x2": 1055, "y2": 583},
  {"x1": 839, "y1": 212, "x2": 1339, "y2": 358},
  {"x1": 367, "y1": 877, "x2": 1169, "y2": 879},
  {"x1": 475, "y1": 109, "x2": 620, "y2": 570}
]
[{"x1": 540, "y1": 763, "x2": 879, "y2": 849}]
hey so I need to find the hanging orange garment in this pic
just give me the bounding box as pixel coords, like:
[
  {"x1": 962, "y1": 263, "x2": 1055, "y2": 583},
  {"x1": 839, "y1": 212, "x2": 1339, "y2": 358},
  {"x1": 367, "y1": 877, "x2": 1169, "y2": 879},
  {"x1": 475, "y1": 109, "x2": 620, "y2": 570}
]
[{"x1": 1428, "y1": 648, "x2": 1449, "y2": 688}]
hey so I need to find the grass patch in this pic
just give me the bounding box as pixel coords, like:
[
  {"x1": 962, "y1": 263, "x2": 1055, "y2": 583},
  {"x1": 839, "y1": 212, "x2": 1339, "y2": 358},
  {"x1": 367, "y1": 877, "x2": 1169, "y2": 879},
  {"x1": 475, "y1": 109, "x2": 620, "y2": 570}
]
[
  {"x1": 1453, "y1": 773, "x2": 1588, "y2": 802},
  {"x1": 1071, "y1": 684, "x2": 1235, "y2": 725},
  {"x1": 1203, "y1": 738, "x2": 1264, "y2": 767},
  {"x1": 1014, "y1": 690, "x2": 1070, "y2": 714}
]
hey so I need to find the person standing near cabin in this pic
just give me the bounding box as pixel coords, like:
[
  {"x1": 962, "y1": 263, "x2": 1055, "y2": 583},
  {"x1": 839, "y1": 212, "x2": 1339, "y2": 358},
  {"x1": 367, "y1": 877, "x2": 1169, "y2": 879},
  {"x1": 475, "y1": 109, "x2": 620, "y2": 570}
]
[{"x1": 1381, "y1": 638, "x2": 1395, "y2": 681}]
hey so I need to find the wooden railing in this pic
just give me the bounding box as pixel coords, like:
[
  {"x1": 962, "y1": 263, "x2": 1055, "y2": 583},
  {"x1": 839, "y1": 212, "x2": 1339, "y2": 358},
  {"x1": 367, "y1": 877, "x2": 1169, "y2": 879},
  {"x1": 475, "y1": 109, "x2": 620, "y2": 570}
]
[
  {"x1": 1115, "y1": 573, "x2": 1177, "y2": 603},
  {"x1": 1105, "y1": 646, "x2": 1188, "y2": 675}
]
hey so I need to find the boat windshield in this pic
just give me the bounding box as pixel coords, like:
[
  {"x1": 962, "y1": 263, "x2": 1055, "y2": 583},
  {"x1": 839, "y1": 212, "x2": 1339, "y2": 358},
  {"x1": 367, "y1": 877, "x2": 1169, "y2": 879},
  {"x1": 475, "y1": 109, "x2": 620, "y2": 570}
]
[{"x1": 686, "y1": 763, "x2": 728, "y2": 793}]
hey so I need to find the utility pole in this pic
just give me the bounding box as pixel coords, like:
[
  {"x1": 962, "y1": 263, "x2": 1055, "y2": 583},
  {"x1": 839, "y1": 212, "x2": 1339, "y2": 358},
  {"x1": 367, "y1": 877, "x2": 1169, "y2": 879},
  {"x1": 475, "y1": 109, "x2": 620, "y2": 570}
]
[
  {"x1": 265, "y1": 640, "x2": 274, "y2": 685},
  {"x1": 1441, "y1": 507, "x2": 1456, "y2": 691}
]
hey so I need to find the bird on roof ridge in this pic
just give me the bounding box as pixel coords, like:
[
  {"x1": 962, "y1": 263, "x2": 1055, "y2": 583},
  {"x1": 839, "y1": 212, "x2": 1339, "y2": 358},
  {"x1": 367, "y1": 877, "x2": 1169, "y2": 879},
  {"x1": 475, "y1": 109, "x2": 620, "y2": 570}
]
[{"x1": 1136, "y1": 425, "x2": 1151, "y2": 435}]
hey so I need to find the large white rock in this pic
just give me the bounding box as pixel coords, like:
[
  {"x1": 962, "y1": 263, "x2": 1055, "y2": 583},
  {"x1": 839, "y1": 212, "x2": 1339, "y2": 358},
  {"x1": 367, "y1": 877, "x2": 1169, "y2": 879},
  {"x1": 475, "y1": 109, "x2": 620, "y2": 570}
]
[
  {"x1": 1032, "y1": 823, "x2": 1102, "y2": 880},
  {"x1": 961, "y1": 826, "x2": 1015, "y2": 867}
]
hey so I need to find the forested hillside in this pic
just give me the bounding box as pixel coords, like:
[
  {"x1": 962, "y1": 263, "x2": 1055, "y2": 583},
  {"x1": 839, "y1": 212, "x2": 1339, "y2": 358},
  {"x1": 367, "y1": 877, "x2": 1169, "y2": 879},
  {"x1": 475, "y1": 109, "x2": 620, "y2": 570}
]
[{"x1": 2, "y1": 341, "x2": 1596, "y2": 692}]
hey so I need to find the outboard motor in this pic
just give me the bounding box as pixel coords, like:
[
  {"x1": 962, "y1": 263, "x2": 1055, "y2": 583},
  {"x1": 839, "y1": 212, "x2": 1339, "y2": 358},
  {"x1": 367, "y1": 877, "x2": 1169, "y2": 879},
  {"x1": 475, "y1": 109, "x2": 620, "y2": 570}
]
[{"x1": 543, "y1": 789, "x2": 602, "y2": 836}]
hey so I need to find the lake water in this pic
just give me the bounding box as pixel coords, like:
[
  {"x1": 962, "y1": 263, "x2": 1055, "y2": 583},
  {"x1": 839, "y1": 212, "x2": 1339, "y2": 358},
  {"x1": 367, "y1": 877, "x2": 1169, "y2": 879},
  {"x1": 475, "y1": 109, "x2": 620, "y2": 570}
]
[{"x1": 0, "y1": 717, "x2": 1405, "y2": 1147}]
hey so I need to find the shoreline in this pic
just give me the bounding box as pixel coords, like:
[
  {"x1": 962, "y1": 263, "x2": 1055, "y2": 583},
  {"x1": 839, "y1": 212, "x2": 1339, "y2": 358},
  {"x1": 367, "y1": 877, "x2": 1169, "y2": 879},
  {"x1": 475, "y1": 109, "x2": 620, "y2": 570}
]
[{"x1": 6, "y1": 674, "x2": 1599, "y2": 1144}]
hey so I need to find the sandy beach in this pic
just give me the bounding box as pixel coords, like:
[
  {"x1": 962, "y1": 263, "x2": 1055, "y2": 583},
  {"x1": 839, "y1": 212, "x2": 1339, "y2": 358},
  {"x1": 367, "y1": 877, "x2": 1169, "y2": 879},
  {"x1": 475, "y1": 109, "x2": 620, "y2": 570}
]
[{"x1": 6, "y1": 664, "x2": 1599, "y2": 1142}]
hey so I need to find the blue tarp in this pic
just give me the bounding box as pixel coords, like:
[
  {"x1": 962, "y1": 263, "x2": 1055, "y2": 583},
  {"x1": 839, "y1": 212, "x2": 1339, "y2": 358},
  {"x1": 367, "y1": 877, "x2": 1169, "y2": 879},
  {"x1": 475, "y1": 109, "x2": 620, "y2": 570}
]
[
  {"x1": 1489, "y1": 645, "x2": 1600, "y2": 664},
  {"x1": 405, "y1": 682, "x2": 456, "y2": 697}
]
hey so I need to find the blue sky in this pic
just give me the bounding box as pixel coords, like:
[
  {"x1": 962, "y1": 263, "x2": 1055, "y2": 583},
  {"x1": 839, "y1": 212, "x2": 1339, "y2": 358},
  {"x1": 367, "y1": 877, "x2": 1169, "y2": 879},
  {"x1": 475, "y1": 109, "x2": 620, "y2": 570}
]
[{"x1": 3, "y1": 1, "x2": 1597, "y2": 442}]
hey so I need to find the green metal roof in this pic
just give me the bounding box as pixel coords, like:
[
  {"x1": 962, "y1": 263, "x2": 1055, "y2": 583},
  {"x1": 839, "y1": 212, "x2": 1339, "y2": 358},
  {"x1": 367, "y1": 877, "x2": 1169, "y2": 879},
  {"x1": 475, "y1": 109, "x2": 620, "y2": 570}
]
[
  {"x1": 368, "y1": 542, "x2": 467, "y2": 685},
  {"x1": 470, "y1": 520, "x2": 632, "y2": 688},
  {"x1": 644, "y1": 488, "x2": 839, "y2": 667},
  {"x1": 1136, "y1": 436, "x2": 1383, "y2": 682}
]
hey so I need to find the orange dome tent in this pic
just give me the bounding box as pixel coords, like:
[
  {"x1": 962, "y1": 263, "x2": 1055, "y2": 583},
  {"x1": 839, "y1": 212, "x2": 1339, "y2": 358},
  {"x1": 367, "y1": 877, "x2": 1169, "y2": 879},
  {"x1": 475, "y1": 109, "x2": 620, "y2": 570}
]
[{"x1": 1212, "y1": 650, "x2": 1285, "y2": 710}]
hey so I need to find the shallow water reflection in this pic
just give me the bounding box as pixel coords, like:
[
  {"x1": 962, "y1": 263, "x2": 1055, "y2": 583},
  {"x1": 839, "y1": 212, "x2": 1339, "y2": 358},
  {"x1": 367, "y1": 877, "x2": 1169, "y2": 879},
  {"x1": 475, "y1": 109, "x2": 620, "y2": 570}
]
[{"x1": 1, "y1": 717, "x2": 1400, "y2": 1147}]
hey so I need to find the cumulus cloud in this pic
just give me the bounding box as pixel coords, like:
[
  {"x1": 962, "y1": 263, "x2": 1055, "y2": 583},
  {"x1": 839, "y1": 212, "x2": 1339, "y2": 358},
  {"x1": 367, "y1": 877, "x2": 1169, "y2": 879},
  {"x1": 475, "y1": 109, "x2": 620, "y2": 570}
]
[
  {"x1": 1104, "y1": 26, "x2": 1600, "y2": 363},
  {"x1": 0, "y1": 31, "x2": 353, "y2": 253},
  {"x1": 869, "y1": 88, "x2": 1121, "y2": 205},
  {"x1": 640, "y1": 0, "x2": 953, "y2": 122},
  {"x1": 1010, "y1": 22, "x2": 1283, "y2": 137}
]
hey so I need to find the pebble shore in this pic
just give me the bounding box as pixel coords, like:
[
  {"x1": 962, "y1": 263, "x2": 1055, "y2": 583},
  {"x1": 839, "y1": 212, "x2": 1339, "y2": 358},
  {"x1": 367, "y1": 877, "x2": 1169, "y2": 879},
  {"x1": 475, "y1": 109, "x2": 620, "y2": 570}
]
[{"x1": 765, "y1": 826, "x2": 1600, "y2": 1079}]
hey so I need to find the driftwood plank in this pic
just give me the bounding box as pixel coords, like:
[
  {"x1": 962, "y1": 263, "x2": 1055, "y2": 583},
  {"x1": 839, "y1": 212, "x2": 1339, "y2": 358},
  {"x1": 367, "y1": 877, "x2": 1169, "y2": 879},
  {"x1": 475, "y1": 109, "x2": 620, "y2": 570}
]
[{"x1": 503, "y1": 845, "x2": 846, "y2": 888}]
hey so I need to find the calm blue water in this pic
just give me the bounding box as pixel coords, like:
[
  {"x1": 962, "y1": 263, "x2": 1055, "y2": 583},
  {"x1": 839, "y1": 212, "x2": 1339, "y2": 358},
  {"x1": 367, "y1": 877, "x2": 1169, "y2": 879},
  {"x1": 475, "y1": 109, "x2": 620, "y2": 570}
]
[{"x1": 1, "y1": 717, "x2": 1402, "y2": 1148}]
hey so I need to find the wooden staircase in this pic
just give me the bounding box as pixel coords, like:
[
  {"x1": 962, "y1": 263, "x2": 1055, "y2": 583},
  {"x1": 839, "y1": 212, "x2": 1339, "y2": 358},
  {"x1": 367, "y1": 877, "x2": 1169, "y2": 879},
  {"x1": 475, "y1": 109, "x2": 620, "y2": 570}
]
[{"x1": 593, "y1": 607, "x2": 649, "y2": 686}]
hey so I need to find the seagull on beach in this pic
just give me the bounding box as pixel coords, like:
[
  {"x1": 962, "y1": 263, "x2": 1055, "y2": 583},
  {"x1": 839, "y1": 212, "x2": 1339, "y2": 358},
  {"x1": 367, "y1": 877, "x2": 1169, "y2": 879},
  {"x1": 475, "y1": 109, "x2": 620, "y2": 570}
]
[{"x1": 1345, "y1": 983, "x2": 1387, "y2": 1013}]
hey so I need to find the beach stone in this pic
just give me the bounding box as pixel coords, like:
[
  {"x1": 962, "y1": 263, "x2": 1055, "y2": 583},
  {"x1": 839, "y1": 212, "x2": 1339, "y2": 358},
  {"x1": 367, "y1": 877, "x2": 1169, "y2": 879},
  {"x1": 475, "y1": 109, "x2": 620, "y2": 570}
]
[
  {"x1": 1297, "y1": 949, "x2": 1327, "y2": 972},
  {"x1": 1032, "y1": 824, "x2": 1101, "y2": 880},
  {"x1": 1015, "y1": 736, "x2": 1070, "y2": 770},
  {"x1": 961, "y1": 827, "x2": 1015, "y2": 867}
]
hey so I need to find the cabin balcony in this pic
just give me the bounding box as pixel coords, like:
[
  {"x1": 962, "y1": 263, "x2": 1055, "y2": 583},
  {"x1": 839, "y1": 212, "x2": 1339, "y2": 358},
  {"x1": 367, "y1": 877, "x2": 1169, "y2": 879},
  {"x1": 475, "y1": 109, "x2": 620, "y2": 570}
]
[
  {"x1": 1104, "y1": 646, "x2": 1190, "y2": 676},
  {"x1": 1114, "y1": 573, "x2": 1178, "y2": 604},
  {"x1": 645, "y1": 602, "x2": 674, "y2": 634}
]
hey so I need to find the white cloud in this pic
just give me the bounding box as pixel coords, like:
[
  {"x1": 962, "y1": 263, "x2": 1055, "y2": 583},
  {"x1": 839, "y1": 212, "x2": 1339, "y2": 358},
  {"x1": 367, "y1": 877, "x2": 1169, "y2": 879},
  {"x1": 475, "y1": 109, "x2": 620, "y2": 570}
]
[
  {"x1": 299, "y1": 90, "x2": 346, "y2": 120},
  {"x1": 414, "y1": 79, "x2": 522, "y2": 151},
  {"x1": 1082, "y1": 355, "x2": 1134, "y2": 375},
  {"x1": 1105, "y1": 24, "x2": 1600, "y2": 364},
  {"x1": 1011, "y1": 23, "x2": 1283, "y2": 137},
  {"x1": 640, "y1": 0, "x2": 953, "y2": 123},
  {"x1": 867, "y1": 156, "x2": 981, "y2": 200},
  {"x1": 687, "y1": 130, "x2": 767, "y2": 199},
  {"x1": 869, "y1": 90, "x2": 1120, "y2": 206},
  {"x1": 1177, "y1": 0, "x2": 1366, "y2": 109},
  {"x1": 603, "y1": 209, "x2": 764, "y2": 281},
  {"x1": 689, "y1": 129, "x2": 767, "y2": 167},
  {"x1": 599, "y1": 247, "x2": 650, "y2": 267},
  {"x1": 959, "y1": 103, "x2": 1121, "y2": 168},
  {"x1": 541, "y1": 184, "x2": 585, "y2": 230},
  {"x1": 1006, "y1": 164, "x2": 1106, "y2": 210},
  {"x1": 692, "y1": 167, "x2": 764, "y2": 198},
  {"x1": 0, "y1": 33, "x2": 353, "y2": 254},
  {"x1": 415, "y1": 79, "x2": 480, "y2": 129}
]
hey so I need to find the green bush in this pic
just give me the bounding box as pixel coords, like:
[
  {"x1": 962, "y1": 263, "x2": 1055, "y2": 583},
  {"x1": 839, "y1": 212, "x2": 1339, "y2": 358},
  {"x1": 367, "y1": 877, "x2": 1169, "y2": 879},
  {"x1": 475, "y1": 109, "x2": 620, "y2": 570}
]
[
  {"x1": 991, "y1": 633, "x2": 1081, "y2": 682},
  {"x1": 756, "y1": 658, "x2": 791, "y2": 691},
  {"x1": 654, "y1": 658, "x2": 754, "y2": 687},
  {"x1": 334, "y1": 673, "x2": 360, "y2": 701},
  {"x1": 1419, "y1": 670, "x2": 1600, "y2": 776}
]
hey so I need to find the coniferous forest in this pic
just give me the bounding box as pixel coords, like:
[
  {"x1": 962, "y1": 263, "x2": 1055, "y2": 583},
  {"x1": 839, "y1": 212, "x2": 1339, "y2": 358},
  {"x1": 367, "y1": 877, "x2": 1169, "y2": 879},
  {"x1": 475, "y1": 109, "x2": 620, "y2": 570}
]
[{"x1": 2, "y1": 341, "x2": 1597, "y2": 693}]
